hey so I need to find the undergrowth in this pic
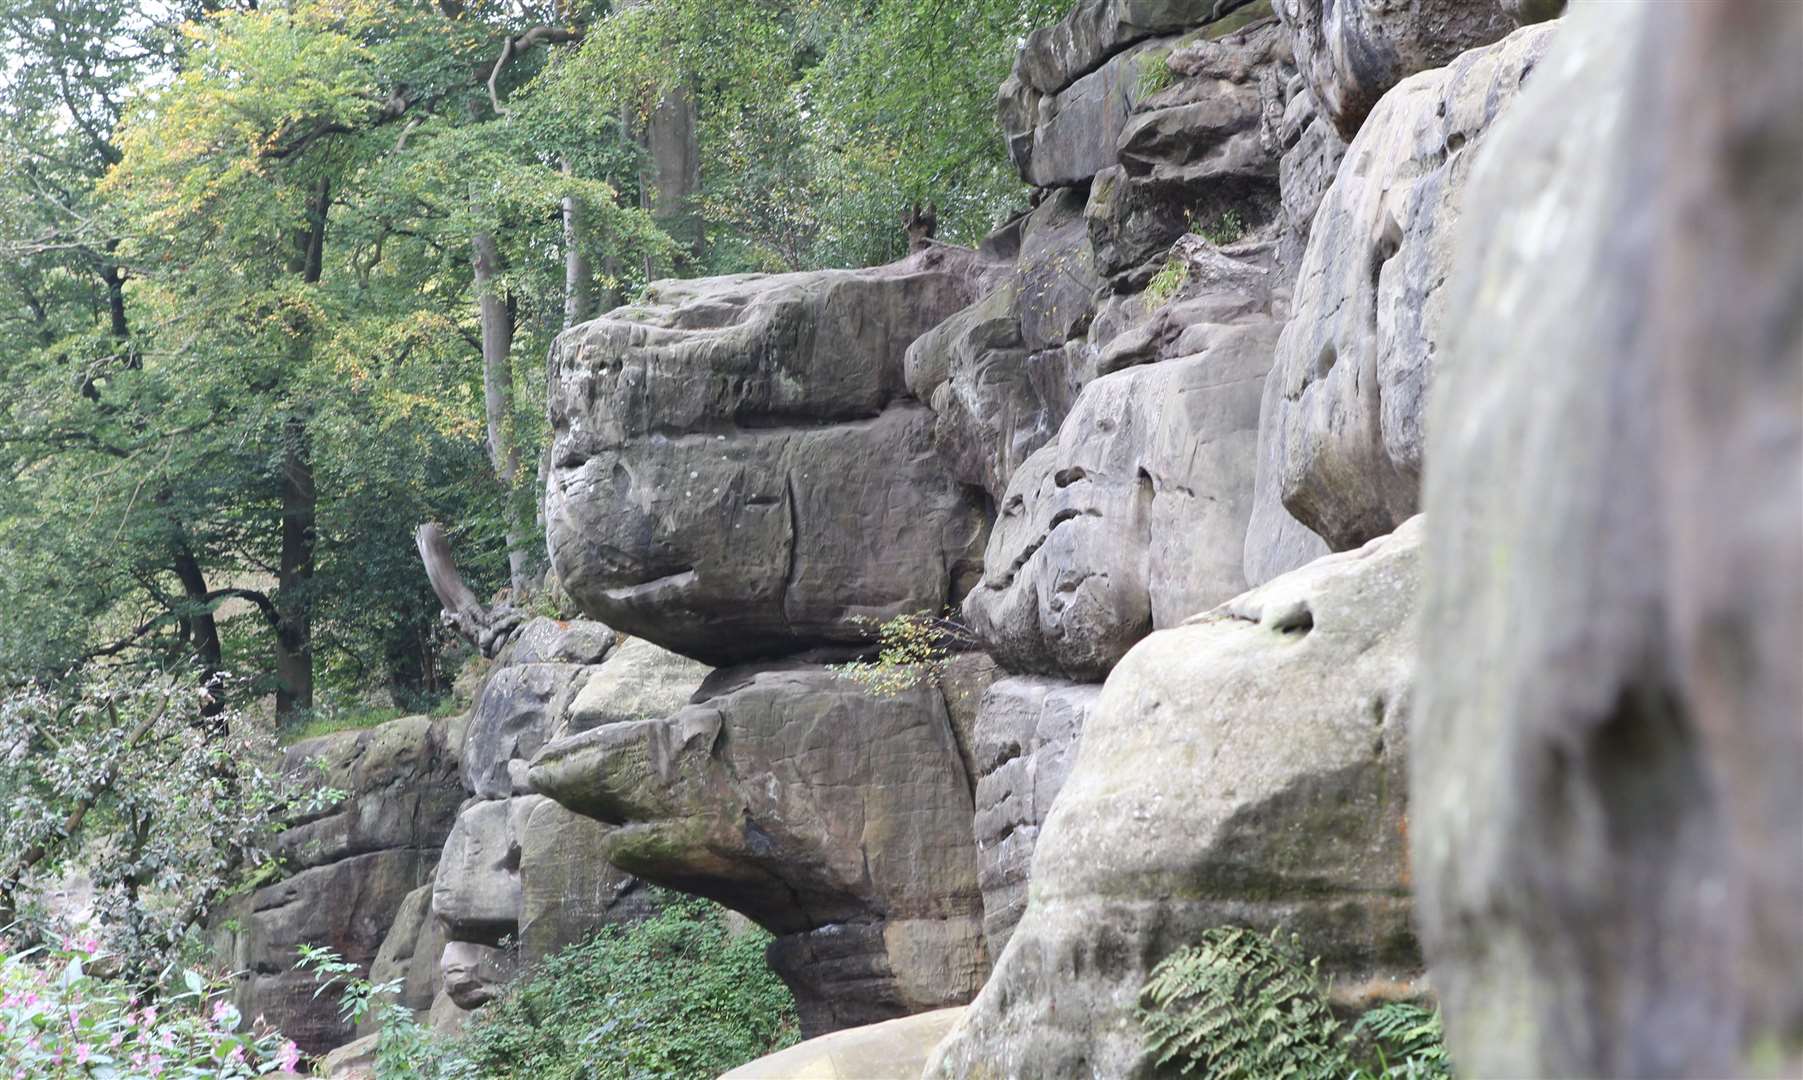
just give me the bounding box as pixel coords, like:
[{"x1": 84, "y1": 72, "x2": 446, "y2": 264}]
[{"x1": 1138, "y1": 926, "x2": 1452, "y2": 1079}]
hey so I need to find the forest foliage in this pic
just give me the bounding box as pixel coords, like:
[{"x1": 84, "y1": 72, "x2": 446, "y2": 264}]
[
  {"x1": 0, "y1": 0, "x2": 1058, "y2": 987},
  {"x1": 0, "y1": 0, "x2": 1057, "y2": 722}
]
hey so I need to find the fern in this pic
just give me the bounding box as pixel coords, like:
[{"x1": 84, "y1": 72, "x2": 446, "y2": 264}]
[
  {"x1": 1137, "y1": 927, "x2": 1351, "y2": 1079},
  {"x1": 1138, "y1": 929, "x2": 1454, "y2": 1080},
  {"x1": 1350, "y1": 1002, "x2": 1451, "y2": 1079}
]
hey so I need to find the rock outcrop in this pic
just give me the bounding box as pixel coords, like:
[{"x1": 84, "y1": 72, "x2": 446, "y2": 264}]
[
  {"x1": 530, "y1": 663, "x2": 986, "y2": 1036},
  {"x1": 1414, "y1": 1, "x2": 1803, "y2": 1074},
  {"x1": 543, "y1": 253, "x2": 990, "y2": 665},
  {"x1": 1273, "y1": 0, "x2": 1516, "y2": 139},
  {"x1": 963, "y1": 323, "x2": 1273, "y2": 679},
  {"x1": 416, "y1": 622, "x2": 693, "y2": 1020},
  {"x1": 1263, "y1": 22, "x2": 1554, "y2": 553},
  {"x1": 931, "y1": 521, "x2": 1424, "y2": 1078},
  {"x1": 968, "y1": 678, "x2": 1100, "y2": 956},
  {"x1": 211, "y1": 714, "x2": 462, "y2": 1053}
]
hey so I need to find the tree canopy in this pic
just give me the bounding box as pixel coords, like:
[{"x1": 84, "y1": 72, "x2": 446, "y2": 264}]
[{"x1": 0, "y1": 0, "x2": 1056, "y2": 726}]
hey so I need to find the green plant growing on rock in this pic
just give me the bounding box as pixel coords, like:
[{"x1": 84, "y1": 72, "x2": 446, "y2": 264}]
[
  {"x1": 835, "y1": 611, "x2": 978, "y2": 697},
  {"x1": 1135, "y1": 48, "x2": 1177, "y2": 99},
  {"x1": 1137, "y1": 926, "x2": 1453, "y2": 1079},
  {"x1": 1145, "y1": 257, "x2": 1190, "y2": 306},
  {"x1": 1197, "y1": 207, "x2": 1248, "y2": 246}
]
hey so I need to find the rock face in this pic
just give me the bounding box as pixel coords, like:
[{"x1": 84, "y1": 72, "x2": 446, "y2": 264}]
[
  {"x1": 416, "y1": 621, "x2": 680, "y2": 1019},
  {"x1": 1414, "y1": 1, "x2": 1803, "y2": 1075},
  {"x1": 968, "y1": 678, "x2": 1101, "y2": 956},
  {"x1": 211, "y1": 715, "x2": 461, "y2": 1054},
  {"x1": 530, "y1": 663, "x2": 986, "y2": 1036},
  {"x1": 963, "y1": 321, "x2": 1273, "y2": 680},
  {"x1": 1273, "y1": 0, "x2": 1516, "y2": 139},
  {"x1": 544, "y1": 252, "x2": 990, "y2": 665},
  {"x1": 1263, "y1": 22, "x2": 1554, "y2": 552},
  {"x1": 930, "y1": 521, "x2": 1424, "y2": 1079}
]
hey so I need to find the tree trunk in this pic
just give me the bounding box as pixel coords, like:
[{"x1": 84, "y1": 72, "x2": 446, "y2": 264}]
[
  {"x1": 640, "y1": 83, "x2": 703, "y2": 260},
  {"x1": 561, "y1": 157, "x2": 595, "y2": 330},
  {"x1": 275, "y1": 415, "x2": 315, "y2": 719},
  {"x1": 171, "y1": 541, "x2": 225, "y2": 720},
  {"x1": 274, "y1": 178, "x2": 329, "y2": 720},
  {"x1": 473, "y1": 227, "x2": 531, "y2": 595}
]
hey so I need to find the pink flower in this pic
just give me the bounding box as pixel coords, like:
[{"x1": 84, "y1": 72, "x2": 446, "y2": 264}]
[
  {"x1": 277, "y1": 1040, "x2": 300, "y2": 1071},
  {"x1": 212, "y1": 999, "x2": 232, "y2": 1023},
  {"x1": 147, "y1": 1053, "x2": 165, "y2": 1076},
  {"x1": 75, "y1": 1044, "x2": 91, "y2": 1064}
]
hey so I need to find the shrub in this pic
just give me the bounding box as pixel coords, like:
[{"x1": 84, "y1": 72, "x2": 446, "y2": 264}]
[
  {"x1": 834, "y1": 611, "x2": 978, "y2": 698},
  {"x1": 1145, "y1": 257, "x2": 1189, "y2": 305},
  {"x1": 1, "y1": 933, "x2": 300, "y2": 1078},
  {"x1": 1137, "y1": 926, "x2": 1452, "y2": 1079},
  {"x1": 449, "y1": 896, "x2": 796, "y2": 1080}
]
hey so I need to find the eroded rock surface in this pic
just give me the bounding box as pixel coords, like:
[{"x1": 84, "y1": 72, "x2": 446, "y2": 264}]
[
  {"x1": 530, "y1": 662, "x2": 986, "y2": 1035},
  {"x1": 964, "y1": 316, "x2": 1272, "y2": 680},
  {"x1": 969, "y1": 677, "x2": 1100, "y2": 956},
  {"x1": 1415, "y1": 1, "x2": 1803, "y2": 1074},
  {"x1": 1265, "y1": 22, "x2": 1555, "y2": 552},
  {"x1": 544, "y1": 253, "x2": 989, "y2": 665},
  {"x1": 211, "y1": 715, "x2": 460, "y2": 1054},
  {"x1": 931, "y1": 521, "x2": 1424, "y2": 1078},
  {"x1": 1273, "y1": 0, "x2": 1516, "y2": 139}
]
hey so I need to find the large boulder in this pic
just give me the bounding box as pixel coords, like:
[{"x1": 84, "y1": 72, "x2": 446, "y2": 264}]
[
  {"x1": 1263, "y1": 23, "x2": 1554, "y2": 553},
  {"x1": 515, "y1": 794, "x2": 659, "y2": 965},
  {"x1": 462, "y1": 660, "x2": 593, "y2": 799},
  {"x1": 1272, "y1": 0, "x2": 1516, "y2": 140},
  {"x1": 213, "y1": 850, "x2": 435, "y2": 1054},
  {"x1": 1414, "y1": 1, "x2": 1803, "y2": 1075},
  {"x1": 969, "y1": 677, "x2": 1101, "y2": 957},
  {"x1": 432, "y1": 798, "x2": 524, "y2": 945},
  {"x1": 930, "y1": 520, "x2": 1424, "y2": 1078},
  {"x1": 963, "y1": 318, "x2": 1272, "y2": 680},
  {"x1": 357, "y1": 885, "x2": 447, "y2": 1035},
  {"x1": 529, "y1": 663, "x2": 986, "y2": 1036},
  {"x1": 210, "y1": 714, "x2": 460, "y2": 1054},
  {"x1": 544, "y1": 252, "x2": 989, "y2": 665},
  {"x1": 556, "y1": 636, "x2": 712, "y2": 739},
  {"x1": 1090, "y1": 15, "x2": 1293, "y2": 277},
  {"x1": 721, "y1": 1007, "x2": 966, "y2": 1080},
  {"x1": 274, "y1": 715, "x2": 462, "y2": 871},
  {"x1": 908, "y1": 189, "x2": 1099, "y2": 501}
]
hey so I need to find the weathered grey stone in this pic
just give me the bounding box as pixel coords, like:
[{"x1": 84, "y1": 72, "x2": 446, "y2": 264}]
[
  {"x1": 461, "y1": 662, "x2": 590, "y2": 799},
  {"x1": 440, "y1": 940, "x2": 516, "y2": 1010},
  {"x1": 721, "y1": 1007, "x2": 967, "y2": 1080},
  {"x1": 530, "y1": 662, "x2": 985, "y2": 1036},
  {"x1": 1266, "y1": 23, "x2": 1555, "y2": 552},
  {"x1": 1244, "y1": 363, "x2": 1330, "y2": 585},
  {"x1": 969, "y1": 677, "x2": 1101, "y2": 957},
  {"x1": 515, "y1": 794, "x2": 658, "y2": 965},
  {"x1": 545, "y1": 252, "x2": 988, "y2": 665},
  {"x1": 557, "y1": 636, "x2": 712, "y2": 738},
  {"x1": 1272, "y1": 0, "x2": 1516, "y2": 139},
  {"x1": 357, "y1": 885, "x2": 448, "y2": 1036},
  {"x1": 1275, "y1": 108, "x2": 1346, "y2": 284},
  {"x1": 319, "y1": 1034, "x2": 377, "y2": 1079},
  {"x1": 1020, "y1": 36, "x2": 1170, "y2": 188},
  {"x1": 1017, "y1": 187, "x2": 1103, "y2": 353},
  {"x1": 930, "y1": 520, "x2": 1425, "y2": 1079},
  {"x1": 1012, "y1": 0, "x2": 1221, "y2": 100},
  {"x1": 1415, "y1": 2, "x2": 1803, "y2": 1075},
  {"x1": 912, "y1": 281, "x2": 1044, "y2": 500},
  {"x1": 963, "y1": 326, "x2": 1271, "y2": 680},
  {"x1": 210, "y1": 713, "x2": 460, "y2": 1055},
  {"x1": 275, "y1": 714, "x2": 461, "y2": 871},
  {"x1": 214, "y1": 849, "x2": 435, "y2": 1054},
  {"x1": 495, "y1": 617, "x2": 617, "y2": 667},
  {"x1": 432, "y1": 799, "x2": 522, "y2": 944}
]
